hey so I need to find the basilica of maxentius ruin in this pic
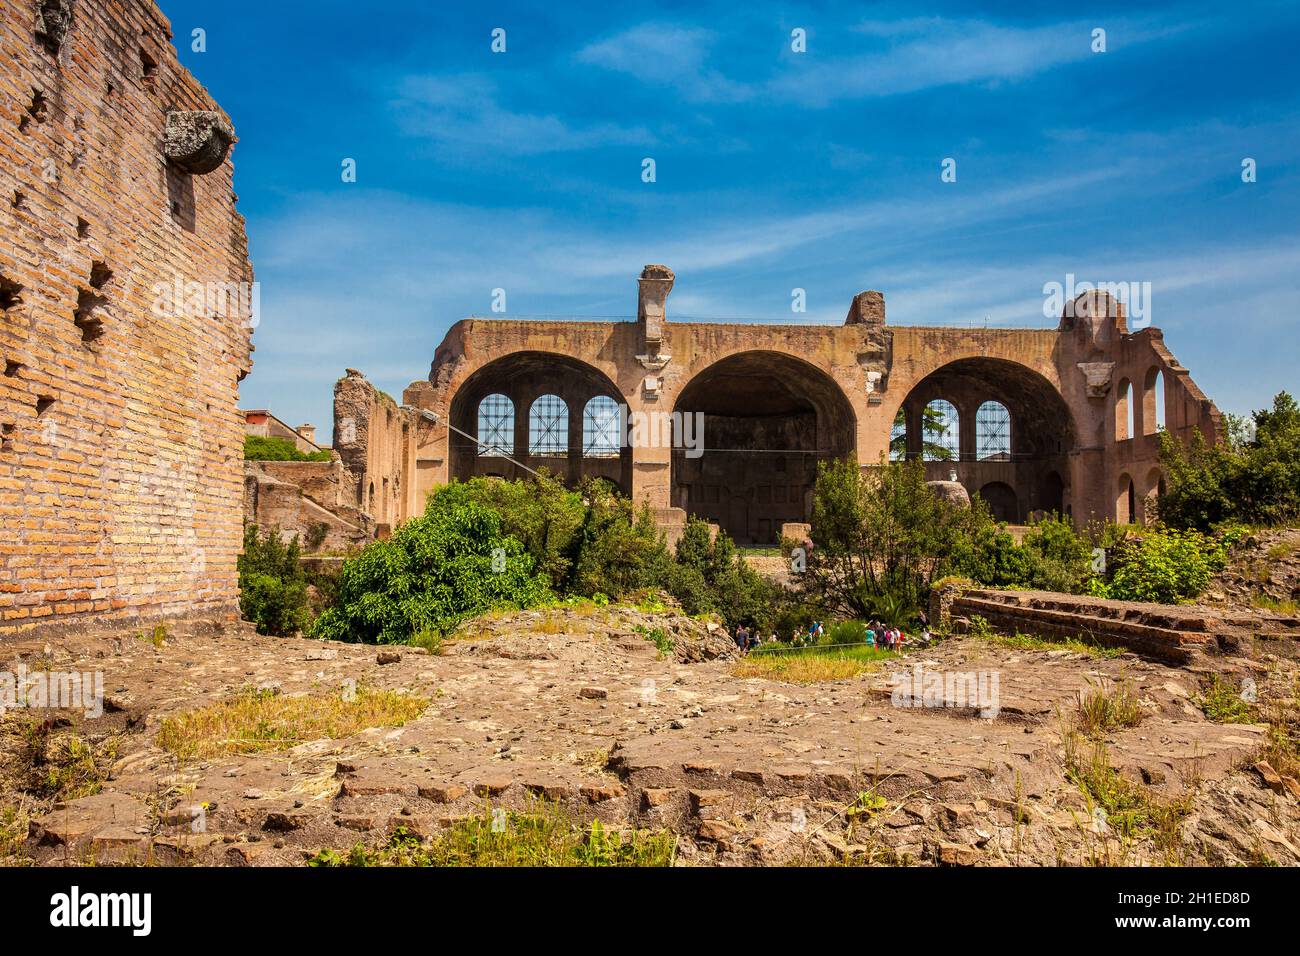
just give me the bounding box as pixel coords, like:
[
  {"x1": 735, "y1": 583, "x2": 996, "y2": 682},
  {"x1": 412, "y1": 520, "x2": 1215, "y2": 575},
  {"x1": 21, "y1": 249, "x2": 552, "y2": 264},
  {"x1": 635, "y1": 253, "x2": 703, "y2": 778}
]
[
  {"x1": 278, "y1": 264, "x2": 1221, "y2": 549},
  {"x1": 0, "y1": 0, "x2": 1216, "y2": 638}
]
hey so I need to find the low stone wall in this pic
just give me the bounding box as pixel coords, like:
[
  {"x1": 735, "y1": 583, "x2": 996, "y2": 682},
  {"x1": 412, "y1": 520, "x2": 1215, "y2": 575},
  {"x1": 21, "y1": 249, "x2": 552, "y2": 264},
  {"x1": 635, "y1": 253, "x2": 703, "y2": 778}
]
[{"x1": 930, "y1": 586, "x2": 1284, "y2": 665}]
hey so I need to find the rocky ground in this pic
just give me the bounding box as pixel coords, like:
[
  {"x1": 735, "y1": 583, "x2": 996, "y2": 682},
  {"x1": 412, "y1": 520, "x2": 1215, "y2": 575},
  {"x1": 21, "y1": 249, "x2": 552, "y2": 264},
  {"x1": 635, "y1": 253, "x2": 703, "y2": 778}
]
[
  {"x1": 2, "y1": 600, "x2": 1297, "y2": 867},
  {"x1": 1205, "y1": 528, "x2": 1300, "y2": 615}
]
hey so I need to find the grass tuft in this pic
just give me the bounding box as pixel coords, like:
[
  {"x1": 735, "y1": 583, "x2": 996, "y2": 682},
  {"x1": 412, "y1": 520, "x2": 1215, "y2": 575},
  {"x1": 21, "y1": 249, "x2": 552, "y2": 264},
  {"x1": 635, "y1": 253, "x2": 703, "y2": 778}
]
[
  {"x1": 1076, "y1": 680, "x2": 1145, "y2": 737},
  {"x1": 1252, "y1": 593, "x2": 1299, "y2": 616},
  {"x1": 1196, "y1": 675, "x2": 1257, "y2": 724},
  {"x1": 157, "y1": 686, "x2": 427, "y2": 760},
  {"x1": 1063, "y1": 731, "x2": 1192, "y2": 864},
  {"x1": 976, "y1": 628, "x2": 1126, "y2": 659},
  {"x1": 733, "y1": 643, "x2": 891, "y2": 684},
  {"x1": 307, "y1": 802, "x2": 675, "y2": 867}
]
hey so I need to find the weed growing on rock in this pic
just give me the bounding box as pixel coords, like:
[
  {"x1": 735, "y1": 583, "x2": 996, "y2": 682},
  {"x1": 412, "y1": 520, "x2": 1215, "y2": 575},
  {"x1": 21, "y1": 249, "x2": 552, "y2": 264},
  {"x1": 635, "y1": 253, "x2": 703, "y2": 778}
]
[
  {"x1": 1196, "y1": 675, "x2": 1257, "y2": 724},
  {"x1": 307, "y1": 802, "x2": 676, "y2": 867},
  {"x1": 1076, "y1": 680, "x2": 1145, "y2": 737}
]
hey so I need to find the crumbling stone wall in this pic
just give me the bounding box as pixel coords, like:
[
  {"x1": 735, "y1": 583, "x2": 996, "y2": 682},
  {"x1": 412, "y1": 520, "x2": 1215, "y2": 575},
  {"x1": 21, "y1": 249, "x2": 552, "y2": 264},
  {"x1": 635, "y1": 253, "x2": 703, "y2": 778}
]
[
  {"x1": 243, "y1": 459, "x2": 373, "y2": 552},
  {"x1": 392, "y1": 268, "x2": 1220, "y2": 541},
  {"x1": 333, "y1": 369, "x2": 420, "y2": 532},
  {"x1": 1, "y1": 0, "x2": 253, "y2": 633}
]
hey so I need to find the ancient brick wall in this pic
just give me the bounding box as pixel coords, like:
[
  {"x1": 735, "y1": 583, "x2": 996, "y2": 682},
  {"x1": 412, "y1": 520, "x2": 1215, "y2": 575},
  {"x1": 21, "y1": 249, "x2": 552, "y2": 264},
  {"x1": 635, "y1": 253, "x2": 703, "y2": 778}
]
[
  {"x1": 333, "y1": 369, "x2": 418, "y2": 531},
  {"x1": 402, "y1": 269, "x2": 1221, "y2": 542},
  {"x1": 1, "y1": 0, "x2": 253, "y2": 633},
  {"x1": 243, "y1": 459, "x2": 372, "y2": 553}
]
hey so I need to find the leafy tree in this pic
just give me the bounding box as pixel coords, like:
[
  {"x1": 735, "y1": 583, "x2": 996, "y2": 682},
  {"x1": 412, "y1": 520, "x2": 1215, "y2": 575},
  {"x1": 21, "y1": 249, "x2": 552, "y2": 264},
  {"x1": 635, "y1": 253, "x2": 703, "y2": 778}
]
[
  {"x1": 244, "y1": 434, "x2": 331, "y2": 462},
  {"x1": 1159, "y1": 392, "x2": 1300, "y2": 530},
  {"x1": 570, "y1": 481, "x2": 672, "y2": 599},
  {"x1": 310, "y1": 500, "x2": 548, "y2": 644},
  {"x1": 239, "y1": 524, "x2": 309, "y2": 636},
  {"x1": 665, "y1": 516, "x2": 775, "y2": 630},
  {"x1": 890, "y1": 407, "x2": 955, "y2": 461},
  {"x1": 801, "y1": 457, "x2": 980, "y2": 618},
  {"x1": 427, "y1": 472, "x2": 586, "y2": 590}
]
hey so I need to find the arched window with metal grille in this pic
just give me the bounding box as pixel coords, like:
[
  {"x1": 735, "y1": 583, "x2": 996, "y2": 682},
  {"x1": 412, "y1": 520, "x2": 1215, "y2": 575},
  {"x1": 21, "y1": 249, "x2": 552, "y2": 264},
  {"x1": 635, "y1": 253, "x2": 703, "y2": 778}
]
[
  {"x1": 923, "y1": 399, "x2": 960, "y2": 461},
  {"x1": 889, "y1": 409, "x2": 907, "y2": 461},
  {"x1": 975, "y1": 400, "x2": 1011, "y2": 460},
  {"x1": 476, "y1": 393, "x2": 513, "y2": 457},
  {"x1": 583, "y1": 396, "x2": 622, "y2": 458},
  {"x1": 529, "y1": 394, "x2": 569, "y2": 456}
]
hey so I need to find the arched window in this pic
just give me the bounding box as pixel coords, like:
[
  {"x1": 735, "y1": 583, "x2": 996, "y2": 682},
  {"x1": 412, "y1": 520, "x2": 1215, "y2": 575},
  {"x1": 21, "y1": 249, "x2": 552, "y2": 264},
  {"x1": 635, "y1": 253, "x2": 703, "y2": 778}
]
[
  {"x1": 923, "y1": 399, "x2": 960, "y2": 461},
  {"x1": 1143, "y1": 368, "x2": 1166, "y2": 434},
  {"x1": 529, "y1": 394, "x2": 568, "y2": 456},
  {"x1": 889, "y1": 409, "x2": 907, "y2": 461},
  {"x1": 477, "y1": 394, "x2": 513, "y2": 457},
  {"x1": 975, "y1": 401, "x2": 1011, "y2": 460},
  {"x1": 583, "y1": 396, "x2": 622, "y2": 458},
  {"x1": 1116, "y1": 379, "x2": 1134, "y2": 441}
]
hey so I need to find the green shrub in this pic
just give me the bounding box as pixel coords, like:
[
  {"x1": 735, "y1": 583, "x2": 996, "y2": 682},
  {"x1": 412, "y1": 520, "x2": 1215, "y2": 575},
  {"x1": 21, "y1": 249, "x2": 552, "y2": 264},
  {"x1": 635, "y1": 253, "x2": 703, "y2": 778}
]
[
  {"x1": 1019, "y1": 515, "x2": 1097, "y2": 592},
  {"x1": 947, "y1": 514, "x2": 1095, "y2": 594},
  {"x1": 310, "y1": 500, "x2": 549, "y2": 644},
  {"x1": 1088, "y1": 528, "x2": 1235, "y2": 604},
  {"x1": 570, "y1": 482, "x2": 672, "y2": 599},
  {"x1": 428, "y1": 473, "x2": 586, "y2": 590},
  {"x1": 1159, "y1": 392, "x2": 1300, "y2": 531},
  {"x1": 824, "y1": 620, "x2": 866, "y2": 645},
  {"x1": 239, "y1": 524, "x2": 309, "y2": 636},
  {"x1": 244, "y1": 434, "x2": 331, "y2": 462},
  {"x1": 664, "y1": 516, "x2": 775, "y2": 631}
]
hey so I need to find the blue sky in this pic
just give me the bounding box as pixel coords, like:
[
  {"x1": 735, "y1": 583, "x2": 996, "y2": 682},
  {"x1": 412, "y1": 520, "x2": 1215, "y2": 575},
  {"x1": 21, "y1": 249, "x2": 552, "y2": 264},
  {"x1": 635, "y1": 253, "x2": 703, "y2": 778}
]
[{"x1": 165, "y1": 0, "x2": 1300, "y2": 440}]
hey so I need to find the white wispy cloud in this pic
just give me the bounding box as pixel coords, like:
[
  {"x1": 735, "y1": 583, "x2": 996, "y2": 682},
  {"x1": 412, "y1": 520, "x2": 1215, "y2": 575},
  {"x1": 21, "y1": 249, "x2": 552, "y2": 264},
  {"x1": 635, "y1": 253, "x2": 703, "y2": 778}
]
[
  {"x1": 574, "y1": 16, "x2": 1203, "y2": 108},
  {"x1": 391, "y1": 73, "x2": 653, "y2": 155},
  {"x1": 574, "y1": 23, "x2": 751, "y2": 103}
]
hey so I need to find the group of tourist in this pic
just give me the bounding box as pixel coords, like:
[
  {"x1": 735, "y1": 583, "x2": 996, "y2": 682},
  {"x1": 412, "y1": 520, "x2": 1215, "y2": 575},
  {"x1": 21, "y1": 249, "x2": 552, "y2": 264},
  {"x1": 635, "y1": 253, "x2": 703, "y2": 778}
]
[
  {"x1": 732, "y1": 610, "x2": 932, "y2": 654},
  {"x1": 864, "y1": 621, "x2": 904, "y2": 651},
  {"x1": 732, "y1": 624, "x2": 775, "y2": 652}
]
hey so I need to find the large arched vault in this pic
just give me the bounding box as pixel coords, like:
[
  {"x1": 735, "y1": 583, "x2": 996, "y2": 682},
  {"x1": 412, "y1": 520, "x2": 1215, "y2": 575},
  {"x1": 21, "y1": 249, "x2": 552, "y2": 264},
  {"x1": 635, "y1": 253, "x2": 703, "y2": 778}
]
[
  {"x1": 447, "y1": 351, "x2": 632, "y2": 493},
  {"x1": 891, "y1": 357, "x2": 1076, "y2": 521},
  {"x1": 671, "y1": 351, "x2": 856, "y2": 543}
]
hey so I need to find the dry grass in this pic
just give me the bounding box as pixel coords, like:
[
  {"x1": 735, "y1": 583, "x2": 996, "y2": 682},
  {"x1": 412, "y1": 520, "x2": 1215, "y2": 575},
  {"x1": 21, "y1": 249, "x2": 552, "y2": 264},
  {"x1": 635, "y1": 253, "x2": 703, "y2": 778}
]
[
  {"x1": 0, "y1": 800, "x2": 32, "y2": 865},
  {"x1": 531, "y1": 613, "x2": 568, "y2": 635},
  {"x1": 1256, "y1": 672, "x2": 1300, "y2": 780},
  {"x1": 1252, "y1": 593, "x2": 1299, "y2": 615},
  {"x1": 1265, "y1": 540, "x2": 1298, "y2": 561},
  {"x1": 5, "y1": 719, "x2": 121, "y2": 801},
  {"x1": 733, "y1": 648, "x2": 883, "y2": 684},
  {"x1": 1076, "y1": 680, "x2": 1145, "y2": 737},
  {"x1": 157, "y1": 686, "x2": 428, "y2": 760}
]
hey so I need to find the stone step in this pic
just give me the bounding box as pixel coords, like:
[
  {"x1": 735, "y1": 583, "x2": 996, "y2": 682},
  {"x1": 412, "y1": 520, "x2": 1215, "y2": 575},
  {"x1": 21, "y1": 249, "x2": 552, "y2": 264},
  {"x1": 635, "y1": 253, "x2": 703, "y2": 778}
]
[{"x1": 951, "y1": 594, "x2": 1210, "y2": 664}]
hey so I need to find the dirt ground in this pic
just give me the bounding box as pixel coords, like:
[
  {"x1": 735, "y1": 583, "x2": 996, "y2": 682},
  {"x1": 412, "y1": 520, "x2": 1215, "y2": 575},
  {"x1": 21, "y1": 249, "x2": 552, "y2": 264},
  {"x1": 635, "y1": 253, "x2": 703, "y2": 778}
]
[{"x1": 2, "y1": 603, "x2": 1297, "y2": 867}]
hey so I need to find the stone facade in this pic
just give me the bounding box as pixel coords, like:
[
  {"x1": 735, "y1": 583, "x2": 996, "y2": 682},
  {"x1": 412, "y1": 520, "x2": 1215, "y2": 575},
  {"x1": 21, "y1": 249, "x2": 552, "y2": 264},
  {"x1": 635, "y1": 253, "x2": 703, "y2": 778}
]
[
  {"x1": 1, "y1": 0, "x2": 253, "y2": 633},
  {"x1": 346, "y1": 265, "x2": 1219, "y2": 544},
  {"x1": 331, "y1": 369, "x2": 429, "y2": 534}
]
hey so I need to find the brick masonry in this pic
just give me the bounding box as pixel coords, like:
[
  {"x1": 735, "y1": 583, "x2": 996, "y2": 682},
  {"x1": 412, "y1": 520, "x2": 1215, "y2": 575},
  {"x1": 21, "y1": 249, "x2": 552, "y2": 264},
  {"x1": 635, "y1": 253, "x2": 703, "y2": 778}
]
[
  {"x1": 342, "y1": 266, "x2": 1221, "y2": 543},
  {"x1": 1, "y1": 0, "x2": 253, "y2": 634}
]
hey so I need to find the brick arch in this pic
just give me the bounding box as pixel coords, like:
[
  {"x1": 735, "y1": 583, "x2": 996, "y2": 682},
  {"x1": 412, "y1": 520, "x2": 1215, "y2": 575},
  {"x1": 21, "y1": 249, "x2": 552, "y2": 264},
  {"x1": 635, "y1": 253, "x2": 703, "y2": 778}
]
[
  {"x1": 669, "y1": 349, "x2": 856, "y2": 544},
  {"x1": 887, "y1": 356, "x2": 1076, "y2": 522},
  {"x1": 446, "y1": 350, "x2": 632, "y2": 493}
]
